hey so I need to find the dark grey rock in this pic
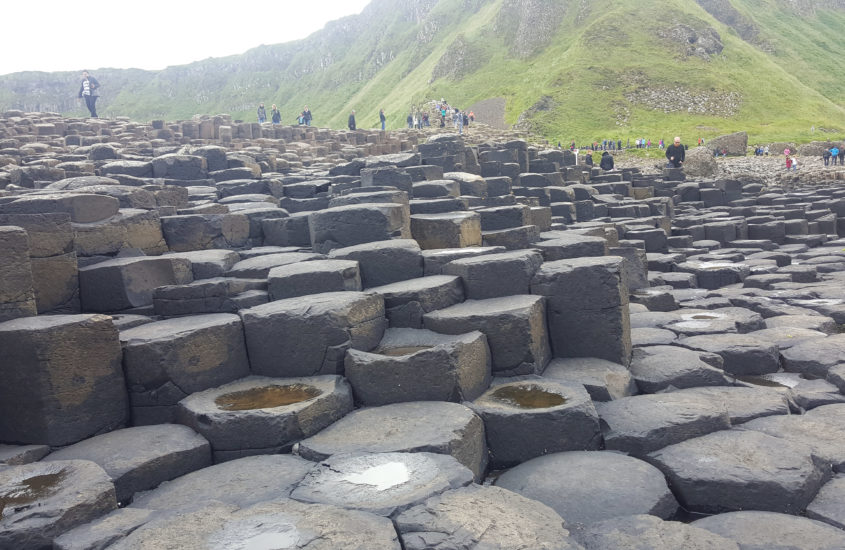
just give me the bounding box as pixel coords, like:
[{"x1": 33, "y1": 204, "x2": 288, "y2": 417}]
[
  {"x1": 44, "y1": 425, "x2": 211, "y2": 503},
  {"x1": 0, "y1": 460, "x2": 117, "y2": 549},
  {"x1": 574, "y1": 514, "x2": 740, "y2": 550},
  {"x1": 0, "y1": 314, "x2": 127, "y2": 447},
  {"x1": 129, "y1": 454, "x2": 313, "y2": 512},
  {"x1": 295, "y1": 401, "x2": 488, "y2": 480},
  {"x1": 494, "y1": 451, "x2": 678, "y2": 531},
  {"x1": 424, "y1": 295, "x2": 550, "y2": 376},
  {"x1": 240, "y1": 291, "x2": 385, "y2": 377},
  {"x1": 469, "y1": 380, "x2": 601, "y2": 468},
  {"x1": 177, "y1": 375, "x2": 353, "y2": 462},
  {"x1": 647, "y1": 429, "x2": 827, "y2": 514},
  {"x1": 345, "y1": 328, "x2": 491, "y2": 406},
  {"x1": 395, "y1": 485, "x2": 581, "y2": 550},
  {"x1": 541, "y1": 357, "x2": 637, "y2": 401},
  {"x1": 692, "y1": 511, "x2": 845, "y2": 550},
  {"x1": 597, "y1": 390, "x2": 731, "y2": 456},
  {"x1": 290, "y1": 452, "x2": 474, "y2": 517}
]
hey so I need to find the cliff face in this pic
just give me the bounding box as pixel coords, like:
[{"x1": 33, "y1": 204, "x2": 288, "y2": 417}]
[{"x1": 2, "y1": 0, "x2": 844, "y2": 141}]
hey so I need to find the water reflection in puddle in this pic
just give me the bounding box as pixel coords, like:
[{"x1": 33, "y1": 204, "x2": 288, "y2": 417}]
[{"x1": 343, "y1": 461, "x2": 410, "y2": 491}]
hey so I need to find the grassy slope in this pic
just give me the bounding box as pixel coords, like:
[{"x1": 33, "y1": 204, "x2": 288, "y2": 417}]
[{"x1": 4, "y1": 0, "x2": 844, "y2": 144}]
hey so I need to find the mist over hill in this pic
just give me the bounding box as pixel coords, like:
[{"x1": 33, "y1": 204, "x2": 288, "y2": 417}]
[{"x1": 2, "y1": 0, "x2": 845, "y2": 143}]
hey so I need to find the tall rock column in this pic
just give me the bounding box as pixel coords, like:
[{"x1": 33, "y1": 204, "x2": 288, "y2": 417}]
[
  {"x1": 531, "y1": 256, "x2": 632, "y2": 366},
  {"x1": 0, "y1": 225, "x2": 37, "y2": 321}
]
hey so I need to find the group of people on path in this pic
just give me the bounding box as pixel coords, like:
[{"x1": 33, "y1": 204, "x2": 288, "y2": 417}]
[{"x1": 823, "y1": 146, "x2": 843, "y2": 166}]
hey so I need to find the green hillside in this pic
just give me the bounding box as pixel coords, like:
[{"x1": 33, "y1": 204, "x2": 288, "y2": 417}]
[{"x1": 2, "y1": 0, "x2": 845, "y2": 144}]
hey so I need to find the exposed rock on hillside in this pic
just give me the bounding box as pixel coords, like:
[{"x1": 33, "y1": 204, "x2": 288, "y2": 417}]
[
  {"x1": 431, "y1": 35, "x2": 489, "y2": 82},
  {"x1": 708, "y1": 131, "x2": 748, "y2": 155},
  {"x1": 494, "y1": 0, "x2": 567, "y2": 58},
  {"x1": 624, "y1": 87, "x2": 742, "y2": 117},
  {"x1": 514, "y1": 95, "x2": 557, "y2": 132},
  {"x1": 659, "y1": 23, "x2": 723, "y2": 59},
  {"x1": 694, "y1": 0, "x2": 760, "y2": 42}
]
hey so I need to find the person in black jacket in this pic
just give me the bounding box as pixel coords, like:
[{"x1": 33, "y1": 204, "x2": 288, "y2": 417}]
[
  {"x1": 77, "y1": 70, "x2": 100, "y2": 118},
  {"x1": 348, "y1": 110, "x2": 356, "y2": 130},
  {"x1": 665, "y1": 136, "x2": 685, "y2": 168},
  {"x1": 303, "y1": 106, "x2": 312, "y2": 127},
  {"x1": 600, "y1": 151, "x2": 614, "y2": 170},
  {"x1": 584, "y1": 152, "x2": 593, "y2": 166},
  {"x1": 379, "y1": 109, "x2": 386, "y2": 131}
]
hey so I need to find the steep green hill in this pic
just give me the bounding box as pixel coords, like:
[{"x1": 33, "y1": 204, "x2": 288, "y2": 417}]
[{"x1": 2, "y1": 0, "x2": 845, "y2": 144}]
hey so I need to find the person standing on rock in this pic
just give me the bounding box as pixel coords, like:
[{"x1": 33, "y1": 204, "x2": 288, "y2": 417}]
[
  {"x1": 831, "y1": 145, "x2": 840, "y2": 166},
  {"x1": 599, "y1": 151, "x2": 614, "y2": 170},
  {"x1": 77, "y1": 70, "x2": 100, "y2": 118},
  {"x1": 379, "y1": 109, "x2": 386, "y2": 131},
  {"x1": 348, "y1": 110, "x2": 356, "y2": 131},
  {"x1": 303, "y1": 106, "x2": 312, "y2": 127},
  {"x1": 665, "y1": 136, "x2": 685, "y2": 168},
  {"x1": 257, "y1": 103, "x2": 267, "y2": 123},
  {"x1": 823, "y1": 148, "x2": 831, "y2": 166},
  {"x1": 271, "y1": 105, "x2": 281, "y2": 124},
  {"x1": 838, "y1": 147, "x2": 844, "y2": 166}
]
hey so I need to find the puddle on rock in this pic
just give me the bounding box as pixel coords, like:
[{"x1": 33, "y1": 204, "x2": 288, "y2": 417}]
[
  {"x1": 690, "y1": 314, "x2": 718, "y2": 320},
  {"x1": 215, "y1": 384, "x2": 322, "y2": 411},
  {"x1": 242, "y1": 531, "x2": 299, "y2": 550},
  {"x1": 737, "y1": 375, "x2": 790, "y2": 389},
  {"x1": 0, "y1": 470, "x2": 66, "y2": 519},
  {"x1": 374, "y1": 346, "x2": 432, "y2": 357},
  {"x1": 491, "y1": 384, "x2": 567, "y2": 409},
  {"x1": 343, "y1": 461, "x2": 410, "y2": 491}
]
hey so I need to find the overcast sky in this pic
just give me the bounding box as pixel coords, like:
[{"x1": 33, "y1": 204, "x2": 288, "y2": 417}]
[{"x1": 0, "y1": 0, "x2": 372, "y2": 75}]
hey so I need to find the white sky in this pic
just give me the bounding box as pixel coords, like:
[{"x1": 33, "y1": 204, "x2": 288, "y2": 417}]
[{"x1": 0, "y1": 0, "x2": 372, "y2": 75}]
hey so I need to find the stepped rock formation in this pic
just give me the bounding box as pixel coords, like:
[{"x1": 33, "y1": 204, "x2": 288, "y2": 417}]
[{"x1": 2, "y1": 110, "x2": 845, "y2": 547}]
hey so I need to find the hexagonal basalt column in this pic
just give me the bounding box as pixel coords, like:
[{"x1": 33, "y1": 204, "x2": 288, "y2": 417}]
[
  {"x1": 0, "y1": 314, "x2": 128, "y2": 447},
  {"x1": 345, "y1": 327, "x2": 491, "y2": 406},
  {"x1": 177, "y1": 375, "x2": 353, "y2": 462},
  {"x1": 424, "y1": 294, "x2": 550, "y2": 376},
  {"x1": 240, "y1": 291, "x2": 386, "y2": 377},
  {"x1": 469, "y1": 380, "x2": 601, "y2": 468}
]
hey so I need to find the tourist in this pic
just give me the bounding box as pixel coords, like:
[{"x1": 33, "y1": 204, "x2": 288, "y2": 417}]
[
  {"x1": 823, "y1": 148, "x2": 831, "y2": 166},
  {"x1": 831, "y1": 145, "x2": 840, "y2": 166},
  {"x1": 462, "y1": 112, "x2": 469, "y2": 128},
  {"x1": 599, "y1": 151, "x2": 614, "y2": 170},
  {"x1": 379, "y1": 109, "x2": 386, "y2": 131},
  {"x1": 257, "y1": 103, "x2": 266, "y2": 124},
  {"x1": 454, "y1": 108, "x2": 463, "y2": 135},
  {"x1": 469, "y1": 111, "x2": 475, "y2": 122},
  {"x1": 838, "y1": 147, "x2": 844, "y2": 166},
  {"x1": 297, "y1": 112, "x2": 305, "y2": 125},
  {"x1": 303, "y1": 106, "x2": 312, "y2": 127},
  {"x1": 348, "y1": 110, "x2": 356, "y2": 131},
  {"x1": 77, "y1": 70, "x2": 100, "y2": 118},
  {"x1": 271, "y1": 105, "x2": 281, "y2": 124},
  {"x1": 407, "y1": 113, "x2": 413, "y2": 129},
  {"x1": 423, "y1": 112, "x2": 429, "y2": 127},
  {"x1": 764, "y1": 145, "x2": 769, "y2": 156},
  {"x1": 792, "y1": 156, "x2": 798, "y2": 171},
  {"x1": 584, "y1": 152, "x2": 593, "y2": 166},
  {"x1": 784, "y1": 147, "x2": 791, "y2": 157},
  {"x1": 665, "y1": 136, "x2": 685, "y2": 168},
  {"x1": 785, "y1": 155, "x2": 793, "y2": 170}
]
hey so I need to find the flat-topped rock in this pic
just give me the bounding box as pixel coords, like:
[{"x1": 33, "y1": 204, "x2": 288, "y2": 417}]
[
  {"x1": 0, "y1": 459, "x2": 117, "y2": 549},
  {"x1": 495, "y1": 451, "x2": 678, "y2": 530},
  {"x1": 692, "y1": 511, "x2": 845, "y2": 550},
  {"x1": 295, "y1": 401, "x2": 487, "y2": 480},
  {"x1": 290, "y1": 452, "x2": 474, "y2": 517},
  {"x1": 395, "y1": 485, "x2": 582, "y2": 550},
  {"x1": 44, "y1": 424, "x2": 211, "y2": 503}
]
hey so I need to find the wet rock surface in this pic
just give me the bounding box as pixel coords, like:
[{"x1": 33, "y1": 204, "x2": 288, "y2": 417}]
[{"x1": 3, "y1": 112, "x2": 845, "y2": 545}]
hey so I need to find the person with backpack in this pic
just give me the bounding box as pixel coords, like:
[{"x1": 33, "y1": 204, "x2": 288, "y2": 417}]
[
  {"x1": 77, "y1": 70, "x2": 100, "y2": 118},
  {"x1": 599, "y1": 151, "x2": 614, "y2": 170}
]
